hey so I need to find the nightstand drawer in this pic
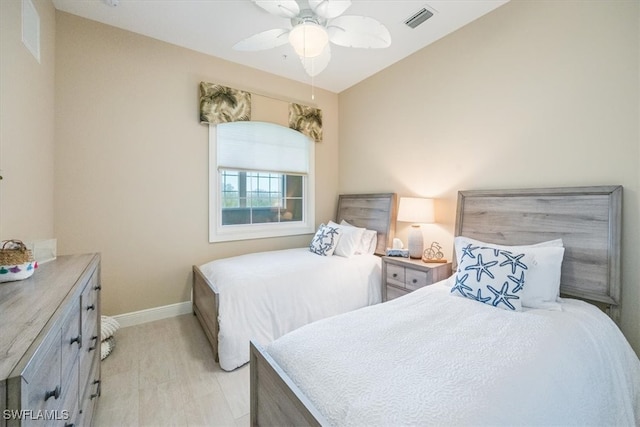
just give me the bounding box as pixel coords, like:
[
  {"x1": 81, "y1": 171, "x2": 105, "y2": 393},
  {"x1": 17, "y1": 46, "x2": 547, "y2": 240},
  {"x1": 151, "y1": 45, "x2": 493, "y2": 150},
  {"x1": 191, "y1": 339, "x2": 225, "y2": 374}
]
[
  {"x1": 386, "y1": 285, "x2": 408, "y2": 301},
  {"x1": 386, "y1": 264, "x2": 405, "y2": 288},
  {"x1": 405, "y1": 269, "x2": 429, "y2": 291}
]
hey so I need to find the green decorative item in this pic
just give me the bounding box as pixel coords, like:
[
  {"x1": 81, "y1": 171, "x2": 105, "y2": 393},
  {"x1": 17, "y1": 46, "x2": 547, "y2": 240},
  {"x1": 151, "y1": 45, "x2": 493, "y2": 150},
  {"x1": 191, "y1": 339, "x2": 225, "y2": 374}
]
[
  {"x1": 199, "y1": 82, "x2": 251, "y2": 124},
  {"x1": 289, "y1": 103, "x2": 322, "y2": 143}
]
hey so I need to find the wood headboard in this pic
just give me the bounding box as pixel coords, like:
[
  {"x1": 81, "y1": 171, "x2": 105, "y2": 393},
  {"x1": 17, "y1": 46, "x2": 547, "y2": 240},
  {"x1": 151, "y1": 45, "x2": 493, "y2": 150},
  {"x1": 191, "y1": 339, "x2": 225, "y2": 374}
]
[
  {"x1": 455, "y1": 186, "x2": 622, "y2": 322},
  {"x1": 335, "y1": 193, "x2": 397, "y2": 256}
]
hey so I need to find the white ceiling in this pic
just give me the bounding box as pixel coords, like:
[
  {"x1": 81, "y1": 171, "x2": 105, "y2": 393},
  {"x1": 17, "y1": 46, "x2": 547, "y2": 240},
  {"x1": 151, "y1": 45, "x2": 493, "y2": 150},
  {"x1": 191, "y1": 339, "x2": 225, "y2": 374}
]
[{"x1": 52, "y1": 0, "x2": 509, "y2": 93}]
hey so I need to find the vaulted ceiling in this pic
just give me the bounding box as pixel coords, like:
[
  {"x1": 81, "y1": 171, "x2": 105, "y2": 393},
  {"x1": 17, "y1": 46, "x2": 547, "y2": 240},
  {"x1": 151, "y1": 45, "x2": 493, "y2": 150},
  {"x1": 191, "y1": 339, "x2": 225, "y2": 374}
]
[{"x1": 52, "y1": 0, "x2": 509, "y2": 93}]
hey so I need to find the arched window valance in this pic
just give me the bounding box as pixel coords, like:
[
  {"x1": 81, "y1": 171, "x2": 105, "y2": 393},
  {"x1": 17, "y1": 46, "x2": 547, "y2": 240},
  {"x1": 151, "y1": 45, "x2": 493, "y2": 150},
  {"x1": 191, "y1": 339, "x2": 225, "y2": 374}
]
[{"x1": 199, "y1": 82, "x2": 323, "y2": 143}]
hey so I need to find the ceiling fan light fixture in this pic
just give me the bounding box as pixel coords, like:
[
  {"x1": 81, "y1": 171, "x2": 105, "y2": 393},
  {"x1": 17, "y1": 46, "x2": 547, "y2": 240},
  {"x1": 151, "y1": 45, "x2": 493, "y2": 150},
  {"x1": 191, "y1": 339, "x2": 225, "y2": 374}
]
[{"x1": 289, "y1": 22, "x2": 328, "y2": 58}]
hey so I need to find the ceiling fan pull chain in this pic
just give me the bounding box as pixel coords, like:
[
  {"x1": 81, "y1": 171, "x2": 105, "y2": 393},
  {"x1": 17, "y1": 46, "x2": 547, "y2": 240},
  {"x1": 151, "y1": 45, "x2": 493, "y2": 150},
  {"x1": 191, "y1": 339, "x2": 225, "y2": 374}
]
[{"x1": 311, "y1": 60, "x2": 316, "y2": 100}]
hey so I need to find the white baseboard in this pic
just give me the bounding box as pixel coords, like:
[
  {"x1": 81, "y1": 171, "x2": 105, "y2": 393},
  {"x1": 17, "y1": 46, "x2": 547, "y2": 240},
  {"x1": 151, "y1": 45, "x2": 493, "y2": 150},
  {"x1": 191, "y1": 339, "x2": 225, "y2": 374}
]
[{"x1": 112, "y1": 301, "x2": 192, "y2": 328}]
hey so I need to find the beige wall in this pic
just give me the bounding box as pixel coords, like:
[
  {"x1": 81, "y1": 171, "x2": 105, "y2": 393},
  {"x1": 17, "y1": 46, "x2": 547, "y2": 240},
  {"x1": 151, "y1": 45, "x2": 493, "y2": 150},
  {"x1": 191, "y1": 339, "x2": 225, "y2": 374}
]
[
  {"x1": 0, "y1": 0, "x2": 56, "y2": 240},
  {"x1": 4, "y1": 0, "x2": 638, "y2": 354},
  {"x1": 54, "y1": 12, "x2": 339, "y2": 316},
  {"x1": 339, "y1": 0, "x2": 640, "y2": 354}
]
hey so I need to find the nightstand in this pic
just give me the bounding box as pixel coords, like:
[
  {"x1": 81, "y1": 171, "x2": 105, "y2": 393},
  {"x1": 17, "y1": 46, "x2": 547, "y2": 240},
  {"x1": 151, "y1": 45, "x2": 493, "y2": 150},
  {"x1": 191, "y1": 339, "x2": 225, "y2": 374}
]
[{"x1": 381, "y1": 256, "x2": 452, "y2": 301}]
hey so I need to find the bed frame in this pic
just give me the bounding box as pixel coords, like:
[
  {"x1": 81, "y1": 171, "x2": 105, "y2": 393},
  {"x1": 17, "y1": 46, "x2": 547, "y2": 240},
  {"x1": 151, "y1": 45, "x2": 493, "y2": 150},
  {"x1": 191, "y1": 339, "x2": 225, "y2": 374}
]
[
  {"x1": 249, "y1": 185, "x2": 623, "y2": 426},
  {"x1": 192, "y1": 193, "x2": 397, "y2": 363}
]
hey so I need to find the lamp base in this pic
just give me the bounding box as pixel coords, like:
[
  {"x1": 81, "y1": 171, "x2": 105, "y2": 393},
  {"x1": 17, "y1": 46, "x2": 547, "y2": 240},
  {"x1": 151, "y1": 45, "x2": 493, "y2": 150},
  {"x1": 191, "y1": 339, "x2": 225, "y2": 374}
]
[{"x1": 407, "y1": 224, "x2": 424, "y2": 259}]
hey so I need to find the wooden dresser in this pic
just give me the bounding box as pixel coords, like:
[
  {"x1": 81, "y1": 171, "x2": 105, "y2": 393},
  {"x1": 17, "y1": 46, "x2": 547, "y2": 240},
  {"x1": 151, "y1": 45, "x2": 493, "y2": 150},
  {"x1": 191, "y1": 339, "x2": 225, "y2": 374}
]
[{"x1": 0, "y1": 254, "x2": 101, "y2": 426}]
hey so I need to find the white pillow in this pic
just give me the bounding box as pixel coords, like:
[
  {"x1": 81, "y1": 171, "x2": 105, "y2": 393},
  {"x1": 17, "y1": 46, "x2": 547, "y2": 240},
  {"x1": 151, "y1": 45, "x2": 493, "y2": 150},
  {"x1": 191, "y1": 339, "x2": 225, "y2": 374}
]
[
  {"x1": 361, "y1": 230, "x2": 378, "y2": 254},
  {"x1": 309, "y1": 223, "x2": 341, "y2": 256},
  {"x1": 454, "y1": 236, "x2": 565, "y2": 310},
  {"x1": 456, "y1": 236, "x2": 564, "y2": 250},
  {"x1": 340, "y1": 220, "x2": 377, "y2": 255},
  {"x1": 329, "y1": 221, "x2": 365, "y2": 257}
]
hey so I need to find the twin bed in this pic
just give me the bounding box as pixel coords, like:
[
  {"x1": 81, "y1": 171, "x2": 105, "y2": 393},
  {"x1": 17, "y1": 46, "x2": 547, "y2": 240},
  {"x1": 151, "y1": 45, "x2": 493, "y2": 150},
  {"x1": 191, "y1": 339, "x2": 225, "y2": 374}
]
[
  {"x1": 248, "y1": 186, "x2": 640, "y2": 426},
  {"x1": 192, "y1": 193, "x2": 397, "y2": 371}
]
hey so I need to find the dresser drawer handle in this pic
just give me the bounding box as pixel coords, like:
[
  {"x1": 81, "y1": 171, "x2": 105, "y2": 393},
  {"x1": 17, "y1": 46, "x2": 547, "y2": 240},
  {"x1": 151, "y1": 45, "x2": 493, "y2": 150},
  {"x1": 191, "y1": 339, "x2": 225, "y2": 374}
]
[
  {"x1": 90, "y1": 379, "x2": 101, "y2": 399},
  {"x1": 412, "y1": 279, "x2": 418, "y2": 284},
  {"x1": 65, "y1": 423, "x2": 75, "y2": 427},
  {"x1": 44, "y1": 386, "x2": 60, "y2": 401},
  {"x1": 94, "y1": 285, "x2": 102, "y2": 290},
  {"x1": 89, "y1": 335, "x2": 98, "y2": 351},
  {"x1": 392, "y1": 273, "x2": 398, "y2": 278},
  {"x1": 86, "y1": 304, "x2": 95, "y2": 311},
  {"x1": 70, "y1": 335, "x2": 81, "y2": 346}
]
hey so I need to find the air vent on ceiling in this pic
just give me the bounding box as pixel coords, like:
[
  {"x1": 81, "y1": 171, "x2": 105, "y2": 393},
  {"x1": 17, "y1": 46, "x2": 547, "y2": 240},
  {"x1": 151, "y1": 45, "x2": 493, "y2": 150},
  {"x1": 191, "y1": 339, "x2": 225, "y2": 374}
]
[{"x1": 404, "y1": 7, "x2": 434, "y2": 29}]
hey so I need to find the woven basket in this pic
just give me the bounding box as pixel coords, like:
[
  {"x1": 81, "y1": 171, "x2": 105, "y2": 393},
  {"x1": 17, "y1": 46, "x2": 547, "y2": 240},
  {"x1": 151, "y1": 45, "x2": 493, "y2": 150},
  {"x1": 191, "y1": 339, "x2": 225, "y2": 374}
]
[
  {"x1": 0, "y1": 240, "x2": 36, "y2": 283},
  {"x1": 0, "y1": 240, "x2": 34, "y2": 264}
]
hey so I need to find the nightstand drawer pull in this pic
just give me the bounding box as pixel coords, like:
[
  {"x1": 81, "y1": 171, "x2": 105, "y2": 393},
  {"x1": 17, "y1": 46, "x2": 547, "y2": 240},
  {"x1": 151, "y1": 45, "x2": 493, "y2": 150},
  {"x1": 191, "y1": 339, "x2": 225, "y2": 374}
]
[{"x1": 386, "y1": 264, "x2": 405, "y2": 287}]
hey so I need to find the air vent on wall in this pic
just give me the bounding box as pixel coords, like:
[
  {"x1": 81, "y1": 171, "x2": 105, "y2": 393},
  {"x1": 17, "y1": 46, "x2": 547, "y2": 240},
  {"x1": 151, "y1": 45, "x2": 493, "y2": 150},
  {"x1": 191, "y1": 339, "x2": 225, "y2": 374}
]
[{"x1": 404, "y1": 7, "x2": 434, "y2": 29}]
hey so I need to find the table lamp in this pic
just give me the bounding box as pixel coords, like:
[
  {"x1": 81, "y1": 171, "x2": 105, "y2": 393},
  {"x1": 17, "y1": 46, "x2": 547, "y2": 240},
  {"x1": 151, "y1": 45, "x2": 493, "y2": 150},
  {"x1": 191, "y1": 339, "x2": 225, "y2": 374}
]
[{"x1": 397, "y1": 197, "x2": 435, "y2": 259}]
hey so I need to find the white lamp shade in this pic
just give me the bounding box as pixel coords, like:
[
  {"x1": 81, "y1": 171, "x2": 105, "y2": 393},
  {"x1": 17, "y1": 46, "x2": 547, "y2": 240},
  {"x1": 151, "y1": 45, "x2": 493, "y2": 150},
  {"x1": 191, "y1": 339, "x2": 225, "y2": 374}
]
[
  {"x1": 289, "y1": 23, "x2": 329, "y2": 58},
  {"x1": 397, "y1": 197, "x2": 435, "y2": 224}
]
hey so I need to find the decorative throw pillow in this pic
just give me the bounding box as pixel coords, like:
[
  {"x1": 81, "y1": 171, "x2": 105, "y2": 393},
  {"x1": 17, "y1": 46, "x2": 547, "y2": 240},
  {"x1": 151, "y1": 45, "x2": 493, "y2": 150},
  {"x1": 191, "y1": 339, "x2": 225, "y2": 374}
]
[
  {"x1": 454, "y1": 236, "x2": 565, "y2": 310},
  {"x1": 451, "y1": 242, "x2": 533, "y2": 311},
  {"x1": 309, "y1": 223, "x2": 341, "y2": 256}
]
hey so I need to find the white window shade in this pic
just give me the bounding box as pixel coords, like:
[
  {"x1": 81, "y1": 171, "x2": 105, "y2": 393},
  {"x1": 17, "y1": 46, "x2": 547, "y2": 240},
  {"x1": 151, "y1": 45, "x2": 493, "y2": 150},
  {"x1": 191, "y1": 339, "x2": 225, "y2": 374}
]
[{"x1": 217, "y1": 121, "x2": 310, "y2": 174}]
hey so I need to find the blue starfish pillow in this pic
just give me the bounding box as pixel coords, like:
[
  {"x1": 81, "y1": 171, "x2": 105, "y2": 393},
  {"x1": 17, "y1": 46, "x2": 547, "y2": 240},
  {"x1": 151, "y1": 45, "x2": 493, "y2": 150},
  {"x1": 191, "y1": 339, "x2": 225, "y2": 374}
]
[
  {"x1": 309, "y1": 223, "x2": 342, "y2": 256},
  {"x1": 451, "y1": 242, "x2": 533, "y2": 311}
]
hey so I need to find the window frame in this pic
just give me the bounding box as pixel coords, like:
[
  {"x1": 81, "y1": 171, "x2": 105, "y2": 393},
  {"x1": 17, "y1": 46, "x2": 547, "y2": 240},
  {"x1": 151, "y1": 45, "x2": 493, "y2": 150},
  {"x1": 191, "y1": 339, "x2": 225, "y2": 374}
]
[{"x1": 208, "y1": 122, "x2": 315, "y2": 242}]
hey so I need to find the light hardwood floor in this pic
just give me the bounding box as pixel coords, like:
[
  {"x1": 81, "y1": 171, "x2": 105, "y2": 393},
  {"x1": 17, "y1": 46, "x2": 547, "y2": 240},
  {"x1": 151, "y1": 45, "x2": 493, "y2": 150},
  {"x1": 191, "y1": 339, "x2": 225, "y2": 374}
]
[{"x1": 94, "y1": 314, "x2": 250, "y2": 427}]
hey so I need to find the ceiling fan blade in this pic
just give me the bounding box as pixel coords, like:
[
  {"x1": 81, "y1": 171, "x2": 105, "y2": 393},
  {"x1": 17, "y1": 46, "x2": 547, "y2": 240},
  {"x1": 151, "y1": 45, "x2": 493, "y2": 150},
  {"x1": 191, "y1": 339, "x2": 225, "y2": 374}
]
[
  {"x1": 308, "y1": 0, "x2": 351, "y2": 19},
  {"x1": 299, "y1": 44, "x2": 331, "y2": 76},
  {"x1": 233, "y1": 28, "x2": 291, "y2": 51},
  {"x1": 327, "y1": 16, "x2": 391, "y2": 49},
  {"x1": 252, "y1": 0, "x2": 300, "y2": 19}
]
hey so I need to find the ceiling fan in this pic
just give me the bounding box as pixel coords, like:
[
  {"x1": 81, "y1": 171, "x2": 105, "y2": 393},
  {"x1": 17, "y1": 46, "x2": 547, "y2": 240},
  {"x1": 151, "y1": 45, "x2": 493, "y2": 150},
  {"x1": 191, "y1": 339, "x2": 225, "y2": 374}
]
[{"x1": 233, "y1": 0, "x2": 391, "y2": 77}]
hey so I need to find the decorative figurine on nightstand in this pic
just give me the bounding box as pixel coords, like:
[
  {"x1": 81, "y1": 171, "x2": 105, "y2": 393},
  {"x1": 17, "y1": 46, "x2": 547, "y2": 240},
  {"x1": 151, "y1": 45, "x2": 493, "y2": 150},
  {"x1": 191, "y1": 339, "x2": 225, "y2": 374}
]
[{"x1": 422, "y1": 241, "x2": 446, "y2": 263}]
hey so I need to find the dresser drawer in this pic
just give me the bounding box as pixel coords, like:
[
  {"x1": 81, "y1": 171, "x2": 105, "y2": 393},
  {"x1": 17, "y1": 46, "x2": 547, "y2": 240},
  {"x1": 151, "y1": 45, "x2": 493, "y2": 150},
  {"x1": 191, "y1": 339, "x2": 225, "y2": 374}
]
[
  {"x1": 21, "y1": 329, "x2": 62, "y2": 421},
  {"x1": 386, "y1": 264, "x2": 405, "y2": 288},
  {"x1": 61, "y1": 303, "x2": 81, "y2": 386},
  {"x1": 81, "y1": 278, "x2": 99, "y2": 348},
  {"x1": 79, "y1": 316, "x2": 99, "y2": 402},
  {"x1": 77, "y1": 359, "x2": 100, "y2": 427},
  {"x1": 405, "y1": 269, "x2": 430, "y2": 291},
  {"x1": 59, "y1": 356, "x2": 79, "y2": 426}
]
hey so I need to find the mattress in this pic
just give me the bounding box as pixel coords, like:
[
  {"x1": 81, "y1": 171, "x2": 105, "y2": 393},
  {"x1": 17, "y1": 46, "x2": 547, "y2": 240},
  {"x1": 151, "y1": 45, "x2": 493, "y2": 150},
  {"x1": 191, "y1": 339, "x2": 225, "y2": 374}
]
[
  {"x1": 199, "y1": 248, "x2": 381, "y2": 371},
  {"x1": 266, "y1": 280, "x2": 640, "y2": 426}
]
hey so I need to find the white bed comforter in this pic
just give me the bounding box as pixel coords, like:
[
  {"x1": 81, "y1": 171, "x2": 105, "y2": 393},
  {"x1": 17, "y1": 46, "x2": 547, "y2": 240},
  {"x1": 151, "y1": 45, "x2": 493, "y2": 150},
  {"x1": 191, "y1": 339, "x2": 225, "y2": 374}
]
[
  {"x1": 267, "y1": 281, "x2": 640, "y2": 426},
  {"x1": 199, "y1": 248, "x2": 381, "y2": 371}
]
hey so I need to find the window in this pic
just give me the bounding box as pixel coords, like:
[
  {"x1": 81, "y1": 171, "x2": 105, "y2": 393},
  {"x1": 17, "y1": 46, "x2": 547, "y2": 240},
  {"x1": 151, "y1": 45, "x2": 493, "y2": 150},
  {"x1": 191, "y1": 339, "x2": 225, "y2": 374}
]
[{"x1": 209, "y1": 121, "x2": 314, "y2": 242}]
